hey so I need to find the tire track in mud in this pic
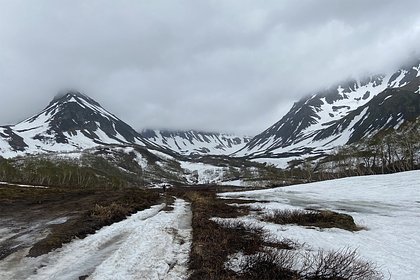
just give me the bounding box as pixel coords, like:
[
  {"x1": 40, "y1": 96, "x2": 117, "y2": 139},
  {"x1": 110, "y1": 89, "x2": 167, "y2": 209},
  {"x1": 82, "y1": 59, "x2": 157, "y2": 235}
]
[{"x1": 0, "y1": 199, "x2": 192, "y2": 280}]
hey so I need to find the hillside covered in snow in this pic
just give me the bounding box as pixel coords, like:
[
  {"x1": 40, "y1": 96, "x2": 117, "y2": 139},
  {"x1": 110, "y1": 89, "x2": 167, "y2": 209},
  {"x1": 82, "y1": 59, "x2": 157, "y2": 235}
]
[
  {"x1": 140, "y1": 129, "x2": 250, "y2": 156},
  {"x1": 237, "y1": 61, "x2": 420, "y2": 162},
  {"x1": 0, "y1": 91, "x2": 168, "y2": 158}
]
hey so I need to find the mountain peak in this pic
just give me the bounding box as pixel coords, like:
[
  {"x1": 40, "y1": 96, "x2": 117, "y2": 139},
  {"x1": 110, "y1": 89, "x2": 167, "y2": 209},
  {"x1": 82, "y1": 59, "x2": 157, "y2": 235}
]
[
  {"x1": 1, "y1": 90, "x2": 154, "y2": 154},
  {"x1": 48, "y1": 90, "x2": 101, "y2": 108}
]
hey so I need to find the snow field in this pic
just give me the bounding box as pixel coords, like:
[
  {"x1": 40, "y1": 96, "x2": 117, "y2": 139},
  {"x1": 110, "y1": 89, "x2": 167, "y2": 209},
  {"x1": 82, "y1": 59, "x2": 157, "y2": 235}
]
[{"x1": 219, "y1": 171, "x2": 420, "y2": 279}]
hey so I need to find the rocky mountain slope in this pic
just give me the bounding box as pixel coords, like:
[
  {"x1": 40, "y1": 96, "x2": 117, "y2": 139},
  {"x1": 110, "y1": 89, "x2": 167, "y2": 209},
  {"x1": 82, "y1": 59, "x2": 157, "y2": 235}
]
[
  {"x1": 236, "y1": 61, "x2": 420, "y2": 159},
  {"x1": 140, "y1": 129, "x2": 250, "y2": 156},
  {"x1": 0, "y1": 91, "x2": 165, "y2": 158}
]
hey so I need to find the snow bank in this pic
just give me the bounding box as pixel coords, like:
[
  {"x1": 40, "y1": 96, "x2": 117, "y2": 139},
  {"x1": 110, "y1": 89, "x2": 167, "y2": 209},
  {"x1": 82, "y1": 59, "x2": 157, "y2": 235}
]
[{"x1": 221, "y1": 171, "x2": 420, "y2": 279}]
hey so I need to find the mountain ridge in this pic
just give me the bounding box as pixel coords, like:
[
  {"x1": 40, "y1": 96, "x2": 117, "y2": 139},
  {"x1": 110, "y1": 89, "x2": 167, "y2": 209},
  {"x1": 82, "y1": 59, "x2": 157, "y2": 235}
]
[
  {"x1": 236, "y1": 60, "x2": 420, "y2": 160},
  {"x1": 139, "y1": 129, "x2": 251, "y2": 156}
]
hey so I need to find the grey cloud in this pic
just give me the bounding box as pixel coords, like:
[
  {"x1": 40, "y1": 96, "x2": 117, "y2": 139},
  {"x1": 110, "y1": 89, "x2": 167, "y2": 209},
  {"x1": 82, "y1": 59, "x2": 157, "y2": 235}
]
[{"x1": 0, "y1": 0, "x2": 419, "y2": 135}]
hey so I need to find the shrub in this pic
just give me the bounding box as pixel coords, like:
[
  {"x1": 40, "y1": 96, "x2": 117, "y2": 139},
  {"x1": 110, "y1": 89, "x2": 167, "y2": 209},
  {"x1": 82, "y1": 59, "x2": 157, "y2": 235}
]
[
  {"x1": 262, "y1": 209, "x2": 362, "y2": 232},
  {"x1": 300, "y1": 248, "x2": 383, "y2": 280},
  {"x1": 239, "y1": 250, "x2": 299, "y2": 280},
  {"x1": 237, "y1": 248, "x2": 383, "y2": 280},
  {"x1": 90, "y1": 202, "x2": 127, "y2": 223}
]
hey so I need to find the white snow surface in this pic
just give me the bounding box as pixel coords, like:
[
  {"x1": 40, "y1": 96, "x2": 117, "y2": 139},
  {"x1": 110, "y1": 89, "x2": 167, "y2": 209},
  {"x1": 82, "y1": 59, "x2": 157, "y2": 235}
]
[
  {"x1": 0, "y1": 199, "x2": 192, "y2": 280},
  {"x1": 180, "y1": 161, "x2": 225, "y2": 184},
  {"x1": 220, "y1": 171, "x2": 420, "y2": 279}
]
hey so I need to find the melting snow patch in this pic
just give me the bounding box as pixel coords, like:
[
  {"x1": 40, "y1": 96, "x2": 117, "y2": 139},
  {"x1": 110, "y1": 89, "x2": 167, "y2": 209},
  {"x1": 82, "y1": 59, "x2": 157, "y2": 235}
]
[
  {"x1": 0, "y1": 182, "x2": 49, "y2": 189},
  {"x1": 220, "y1": 171, "x2": 420, "y2": 279}
]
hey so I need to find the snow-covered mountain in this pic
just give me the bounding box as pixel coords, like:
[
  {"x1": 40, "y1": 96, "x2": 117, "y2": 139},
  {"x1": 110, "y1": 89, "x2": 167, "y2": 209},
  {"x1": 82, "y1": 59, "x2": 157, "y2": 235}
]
[
  {"x1": 2, "y1": 60, "x2": 419, "y2": 162},
  {"x1": 0, "y1": 91, "x2": 163, "y2": 157},
  {"x1": 237, "y1": 61, "x2": 420, "y2": 159},
  {"x1": 140, "y1": 129, "x2": 251, "y2": 156}
]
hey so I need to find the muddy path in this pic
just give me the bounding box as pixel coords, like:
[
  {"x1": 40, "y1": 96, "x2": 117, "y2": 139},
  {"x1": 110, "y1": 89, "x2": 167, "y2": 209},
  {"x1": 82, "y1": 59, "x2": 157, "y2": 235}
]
[
  {"x1": 0, "y1": 184, "x2": 160, "y2": 260},
  {"x1": 0, "y1": 186, "x2": 192, "y2": 280}
]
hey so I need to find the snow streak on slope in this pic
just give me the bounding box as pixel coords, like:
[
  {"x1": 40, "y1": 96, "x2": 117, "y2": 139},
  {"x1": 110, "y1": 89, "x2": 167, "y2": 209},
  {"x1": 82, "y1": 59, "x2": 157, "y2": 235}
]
[
  {"x1": 220, "y1": 171, "x2": 420, "y2": 279},
  {"x1": 140, "y1": 129, "x2": 250, "y2": 156},
  {"x1": 0, "y1": 199, "x2": 192, "y2": 280}
]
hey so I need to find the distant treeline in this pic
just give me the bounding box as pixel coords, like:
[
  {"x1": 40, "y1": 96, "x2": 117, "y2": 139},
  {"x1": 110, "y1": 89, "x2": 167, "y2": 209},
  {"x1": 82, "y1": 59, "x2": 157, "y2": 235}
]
[{"x1": 0, "y1": 154, "x2": 142, "y2": 188}]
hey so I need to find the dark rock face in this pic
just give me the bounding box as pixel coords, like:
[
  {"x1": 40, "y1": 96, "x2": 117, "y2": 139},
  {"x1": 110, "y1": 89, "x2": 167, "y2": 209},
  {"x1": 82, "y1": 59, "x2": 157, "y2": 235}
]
[
  {"x1": 314, "y1": 89, "x2": 420, "y2": 144},
  {"x1": 0, "y1": 126, "x2": 27, "y2": 151}
]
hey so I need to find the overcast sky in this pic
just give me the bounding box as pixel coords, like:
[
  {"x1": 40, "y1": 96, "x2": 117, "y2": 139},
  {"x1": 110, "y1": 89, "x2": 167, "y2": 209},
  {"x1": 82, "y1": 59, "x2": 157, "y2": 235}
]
[{"x1": 0, "y1": 0, "x2": 419, "y2": 135}]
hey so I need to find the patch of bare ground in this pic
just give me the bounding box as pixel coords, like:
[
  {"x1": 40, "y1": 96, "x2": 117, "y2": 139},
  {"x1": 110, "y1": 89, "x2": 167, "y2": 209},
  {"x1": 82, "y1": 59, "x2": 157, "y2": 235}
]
[{"x1": 0, "y1": 184, "x2": 160, "y2": 258}]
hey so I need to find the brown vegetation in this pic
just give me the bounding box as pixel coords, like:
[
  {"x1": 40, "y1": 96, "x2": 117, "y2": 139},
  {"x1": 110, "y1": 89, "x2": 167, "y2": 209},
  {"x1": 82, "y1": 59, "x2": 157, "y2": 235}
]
[
  {"x1": 0, "y1": 184, "x2": 160, "y2": 257},
  {"x1": 168, "y1": 188, "x2": 297, "y2": 279},
  {"x1": 262, "y1": 209, "x2": 363, "y2": 232},
  {"x1": 238, "y1": 248, "x2": 383, "y2": 280},
  {"x1": 171, "y1": 189, "x2": 262, "y2": 279}
]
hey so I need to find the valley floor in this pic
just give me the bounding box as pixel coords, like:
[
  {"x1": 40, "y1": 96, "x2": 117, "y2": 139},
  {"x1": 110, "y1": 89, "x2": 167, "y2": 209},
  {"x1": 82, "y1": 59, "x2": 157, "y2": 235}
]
[{"x1": 0, "y1": 171, "x2": 418, "y2": 279}]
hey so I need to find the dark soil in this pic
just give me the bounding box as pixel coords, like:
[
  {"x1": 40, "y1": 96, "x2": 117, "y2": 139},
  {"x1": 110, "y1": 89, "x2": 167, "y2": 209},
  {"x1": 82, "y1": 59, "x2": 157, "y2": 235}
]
[{"x1": 0, "y1": 184, "x2": 160, "y2": 258}]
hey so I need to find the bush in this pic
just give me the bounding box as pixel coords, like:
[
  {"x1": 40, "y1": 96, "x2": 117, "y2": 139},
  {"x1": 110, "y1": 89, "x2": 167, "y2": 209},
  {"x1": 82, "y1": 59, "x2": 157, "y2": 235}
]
[
  {"x1": 262, "y1": 209, "x2": 362, "y2": 232},
  {"x1": 237, "y1": 248, "x2": 383, "y2": 280},
  {"x1": 301, "y1": 248, "x2": 383, "y2": 280},
  {"x1": 91, "y1": 202, "x2": 127, "y2": 223},
  {"x1": 239, "y1": 250, "x2": 299, "y2": 280}
]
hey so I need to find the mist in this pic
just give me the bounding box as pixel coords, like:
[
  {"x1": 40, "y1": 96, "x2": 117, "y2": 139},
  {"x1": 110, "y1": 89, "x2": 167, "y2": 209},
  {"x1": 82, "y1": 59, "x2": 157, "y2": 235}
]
[{"x1": 0, "y1": 0, "x2": 419, "y2": 134}]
